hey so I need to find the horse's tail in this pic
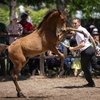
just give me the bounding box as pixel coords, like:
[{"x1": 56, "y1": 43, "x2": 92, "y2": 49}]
[{"x1": 0, "y1": 43, "x2": 8, "y2": 54}]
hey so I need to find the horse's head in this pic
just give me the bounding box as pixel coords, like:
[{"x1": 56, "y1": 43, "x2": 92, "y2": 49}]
[
  {"x1": 37, "y1": 9, "x2": 67, "y2": 33},
  {"x1": 58, "y1": 10, "x2": 67, "y2": 23},
  {"x1": 37, "y1": 9, "x2": 67, "y2": 47},
  {"x1": 56, "y1": 10, "x2": 67, "y2": 30}
]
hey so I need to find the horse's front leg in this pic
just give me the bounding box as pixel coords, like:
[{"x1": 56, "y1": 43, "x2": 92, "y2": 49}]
[{"x1": 51, "y1": 47, "x2": 65, "y2": 77}]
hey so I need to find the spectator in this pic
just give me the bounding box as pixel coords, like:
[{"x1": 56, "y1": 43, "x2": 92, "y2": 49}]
[
  {"x1": 69, "y1": 18, "x2": 100, "y2": 87},
  {"x1": 7, "y1": 16, "x2": 23, "y2": 44},
  {"x1": 7, "y1": 16, "x2": 23, "y2": 75},
  {"x1": 92, "y1": 28, "x2": 100, "y2": 45},
  {"x1": 26, "y1": 56, "x2": 40, "y2": 76},
  {"x1": 92, "y1": 28, "x2": 100, "y2": 56},
  {"x1": 45, "y1": 50, "x2": 60, "y2": 77},
  {"x1": 71, "y1": 57, "x2": 81, "y2": 77},
  {"x1": 89, "y1": 24, "x2": 95, "y2": 34},
  {"x1": 19, "y1": 12, "x2": 35, "y2": 36}
]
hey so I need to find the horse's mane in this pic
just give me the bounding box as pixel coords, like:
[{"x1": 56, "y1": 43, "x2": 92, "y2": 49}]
[{"x1": 37, "y1": 9, "x2": 59, "y2": 29}]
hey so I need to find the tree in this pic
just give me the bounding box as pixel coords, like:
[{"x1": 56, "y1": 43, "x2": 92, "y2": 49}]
[
  {"x1": 56, "y1": 0, "x2": 68, "y2": 10},
  {"x1": 0, "y1": 0, "x2": 100, "y2": 21},
  {"x1": 66, "y1": 0, "x2": 100, "y2": 18}
]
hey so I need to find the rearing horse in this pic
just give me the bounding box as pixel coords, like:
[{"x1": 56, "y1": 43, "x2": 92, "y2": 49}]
[
  {"x1": 0, "y1": 9, "x2": 86, "y2": 97},
  {"x1": 1, "y1": 9, "x2": 67, "y2": 97}
]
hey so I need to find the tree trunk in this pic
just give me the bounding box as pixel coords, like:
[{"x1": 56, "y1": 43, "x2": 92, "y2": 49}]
[
  {"x1": 9, "y1": 0, "x2": 17, "y2": 20},
  {"x1": 56, "y1": 0, "x2": 67, "y2": 11}
]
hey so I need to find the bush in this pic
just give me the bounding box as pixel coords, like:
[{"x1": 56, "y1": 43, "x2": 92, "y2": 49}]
[
  {"x1": 0, "y1": 5, "x2": 9, "y2": 24},
  {"x1": 0, "y1": 5, "x2": 48, "y2": 26},
  {"x1": 26, "y1": 7, "x2": 48, "y2": 26}
]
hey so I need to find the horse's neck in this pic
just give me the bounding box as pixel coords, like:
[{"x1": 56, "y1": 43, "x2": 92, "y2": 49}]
[
  {"x1": 56, "y1": 22, "x2": 67, "y2": 44},
  {"x1": 41, "y1": 15, "x2": 59, "y2": 32},
  {"x1": 39, "y1": 23, "x2": 57, "y2": 35}
]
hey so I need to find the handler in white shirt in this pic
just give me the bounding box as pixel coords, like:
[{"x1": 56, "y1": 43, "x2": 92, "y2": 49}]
[{"x1": 69, "y1": 18, "x2": 100, "y2": 87}]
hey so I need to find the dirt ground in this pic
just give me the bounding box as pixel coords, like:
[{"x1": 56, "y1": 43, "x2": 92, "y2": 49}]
[{"x1": 0, "y1": 76, "x2": 100, "y2": 100}]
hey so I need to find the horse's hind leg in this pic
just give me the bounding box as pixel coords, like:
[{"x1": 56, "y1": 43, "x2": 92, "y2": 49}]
[{"x1": 11, "y1": 58, "x2": 27, "y2": 98}]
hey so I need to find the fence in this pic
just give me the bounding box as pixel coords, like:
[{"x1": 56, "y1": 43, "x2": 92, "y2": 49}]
[{"x1": 0, "y1": 35, "x2": 100, "y2": 76}]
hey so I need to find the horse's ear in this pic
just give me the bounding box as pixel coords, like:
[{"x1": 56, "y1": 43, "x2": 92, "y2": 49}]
[
  {"x1": 57, "y1": 9, "x2": 65, "y2": 16},
  {"x1": 58, "y1": 9, "x2": 67, "y2": 21},
  {"x1": 57, "y1": 9, "x2": 61, "y2": 15}
]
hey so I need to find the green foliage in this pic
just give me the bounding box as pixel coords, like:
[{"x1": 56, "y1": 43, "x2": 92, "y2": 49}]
[
  {"x1": 0, "y1": 4, "x2": 48, "y2": 26},
  {"x1": 17, "y1": 0, "x2": 100, "y2": 19},
  {"x1": 26, "y1": 7, "x2": 48, "y2": 26},
  {"x1": 0, "y1": 5, "x2": 9, "y2": 24},
  {"x1": 0, "y1": 0, "x2": 100, "y2": 24},
  {"x1": 67, "y1": 0, "x2": 100, "y2": 19}
]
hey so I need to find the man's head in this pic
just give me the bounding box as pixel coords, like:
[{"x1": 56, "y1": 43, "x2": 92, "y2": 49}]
[
  {"x1": 72, "y1": 18, "x2": 81, "y2": 29},
  {"x1": 21, "y1": 12, "x2": 28, "y2": 20}
]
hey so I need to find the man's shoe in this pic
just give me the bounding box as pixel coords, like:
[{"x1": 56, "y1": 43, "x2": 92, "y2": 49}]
[{"x1": 83, "y1": 83, "x2": 95, "y2": 87}]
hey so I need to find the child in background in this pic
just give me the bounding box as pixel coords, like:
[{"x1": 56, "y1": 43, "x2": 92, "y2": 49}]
[{"x1": 71, "y1": 57, "x2": 81, "y2": 77}]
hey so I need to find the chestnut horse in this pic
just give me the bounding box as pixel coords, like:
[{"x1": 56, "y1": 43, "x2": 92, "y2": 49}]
[{"x1": 0, "y1": 9, "x2": 68, "y2": 97}]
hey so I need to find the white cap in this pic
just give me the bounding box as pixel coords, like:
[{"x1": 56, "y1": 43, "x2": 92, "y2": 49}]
[
  {"x1": 92, "y1": 28, "x2": 99, "y2": 34},
  {"x1": 89, "y1": 25, "x2": 95, "y2": 29}
]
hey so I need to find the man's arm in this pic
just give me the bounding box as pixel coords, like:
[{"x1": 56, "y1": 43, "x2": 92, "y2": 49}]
[
  {"x1": 89, "y1": 35, "x2": 96, "y2": 49},
  {"x1": 66, "y1": 27, "x2": 87, "y2": 37},
  {"x1": 69, "y1": 41, "x2": 85, "y2": 51},
  {"x1": 66, "y1": 27, "x2": 96, "y2": 50},
  {"x1": 69, "y1": 27, "x2": 96, "y2": 49}
]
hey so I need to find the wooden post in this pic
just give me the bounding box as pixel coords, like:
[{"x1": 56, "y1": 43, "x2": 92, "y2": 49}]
[{"x1": 40, "y1": 53, "x2": 45, "y2": 76}]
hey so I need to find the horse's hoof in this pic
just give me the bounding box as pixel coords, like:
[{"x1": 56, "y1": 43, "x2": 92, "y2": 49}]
[
  {"x1": 58, "y1": 70, "x2": 65, "y2": 78},
  {"x1": 17, "y1": 92, "x2": 26, "y2": 98}
]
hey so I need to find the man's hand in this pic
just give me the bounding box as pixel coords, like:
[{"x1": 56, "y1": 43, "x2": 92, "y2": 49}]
[
  {"x1": 61, "y1": 42, "x2": 70, "y2": 48},
  {"x1": 69, "y1": 47, "x2": 74, "y2": 52}
]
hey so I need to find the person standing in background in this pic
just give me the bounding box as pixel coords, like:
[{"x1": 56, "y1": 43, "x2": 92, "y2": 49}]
[
  {"x1": 19, "y1": 12, "x2": 35, "y2": 36},
  {"x1": 7, "y1": 16, "x2": 23, "y2": 44},
  {"x1": 92, "y1": 28, "x2": 100, "y2": 64},
  {"x1": 7, "y1": 16, "x2": 23, "y2": 75}
]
